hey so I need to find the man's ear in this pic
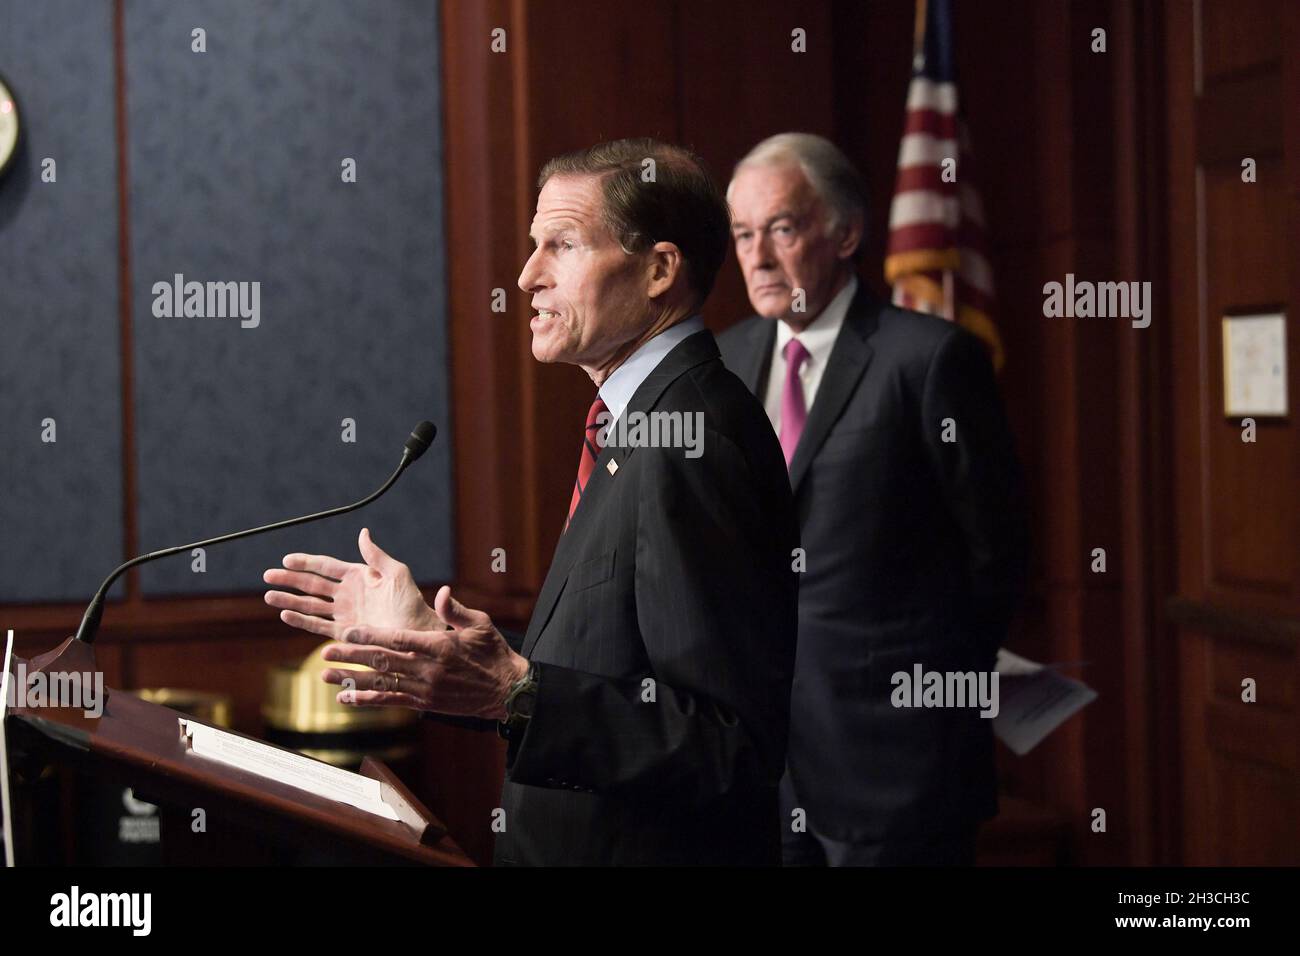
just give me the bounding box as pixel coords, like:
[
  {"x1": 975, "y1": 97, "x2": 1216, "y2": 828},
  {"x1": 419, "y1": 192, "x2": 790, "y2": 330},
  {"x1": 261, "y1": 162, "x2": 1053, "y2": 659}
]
[
  {"x1": 835, "y1": 213, "x2": 865, "y2": 262},
  {"x1": 646, "y1": 241, "x2": 685, "y2": 298}
]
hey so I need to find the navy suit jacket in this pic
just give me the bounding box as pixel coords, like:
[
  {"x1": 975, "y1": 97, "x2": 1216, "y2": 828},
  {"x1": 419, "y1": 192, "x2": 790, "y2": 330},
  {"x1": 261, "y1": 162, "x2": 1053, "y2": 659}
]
[
  {"x1": 717, "y1": 285, "x2": 1029, "y2": 843},
  {"x1": 494, "y1": 329, "x2": 799, "y2": 865}
]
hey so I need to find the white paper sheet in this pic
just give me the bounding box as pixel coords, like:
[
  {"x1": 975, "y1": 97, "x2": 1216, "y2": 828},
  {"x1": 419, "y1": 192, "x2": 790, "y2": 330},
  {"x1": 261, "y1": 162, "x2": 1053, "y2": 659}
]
[
  {"x1": 1, "y1": 630, "x2": 15, "y2": 866},
  {"x1": 179, "y1": 718, "x2": 398, "y2": 821},
  {"x1": 993, "y1": 648, "x2": 1097, "y2": 756}
]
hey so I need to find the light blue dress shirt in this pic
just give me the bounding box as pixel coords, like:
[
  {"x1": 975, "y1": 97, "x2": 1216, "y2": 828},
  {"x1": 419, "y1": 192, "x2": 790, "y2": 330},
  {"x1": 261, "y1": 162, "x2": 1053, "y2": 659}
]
[{"x1": 596, "y1": 314, "x2": 706, "y2": 425}]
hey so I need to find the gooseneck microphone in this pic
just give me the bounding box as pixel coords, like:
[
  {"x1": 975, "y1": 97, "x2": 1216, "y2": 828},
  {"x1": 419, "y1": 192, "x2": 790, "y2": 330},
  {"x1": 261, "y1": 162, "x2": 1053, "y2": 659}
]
[{"x1": 72, "y1": 421, "x2": 437, "y2": 646}]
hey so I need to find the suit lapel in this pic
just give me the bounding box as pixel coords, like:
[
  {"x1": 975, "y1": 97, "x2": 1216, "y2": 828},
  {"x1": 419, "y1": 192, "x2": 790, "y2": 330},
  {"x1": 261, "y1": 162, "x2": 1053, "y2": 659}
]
[
  {"x1": 520, "y1": 507, "x2": 587, "y2": 657},
  {"x1": 787, "y1": 287, "x2": 881, "y2": 494},
  {"x1": 737, "y1": 318, "x2": 777, "y2": 395},
  {"x1": 521, "y1": 330, "x2": 721, "y2": 657}
]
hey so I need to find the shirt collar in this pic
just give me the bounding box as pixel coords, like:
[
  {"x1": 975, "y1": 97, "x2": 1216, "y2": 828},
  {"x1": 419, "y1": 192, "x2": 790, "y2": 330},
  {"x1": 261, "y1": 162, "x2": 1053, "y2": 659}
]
[
  {"x1": 774, "y1": 274, "x2": 858, "y2": 364},
  {"x1": 598, "y1": 314, "x2": 706, "y2": 422}
]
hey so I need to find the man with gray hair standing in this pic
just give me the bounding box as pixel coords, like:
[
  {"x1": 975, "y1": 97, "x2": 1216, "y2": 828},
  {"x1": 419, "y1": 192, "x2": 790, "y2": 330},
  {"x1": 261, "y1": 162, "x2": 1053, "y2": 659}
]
[{"x1": 718, "y1": 132, "x2": 1029, "y2": 865}]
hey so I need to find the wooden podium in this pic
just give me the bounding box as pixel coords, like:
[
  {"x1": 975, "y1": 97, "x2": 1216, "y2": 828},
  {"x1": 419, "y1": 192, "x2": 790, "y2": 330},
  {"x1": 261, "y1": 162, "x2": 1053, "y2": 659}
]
[{"x1": 4, "y1": 637, "x2": 474, "y2": 866}]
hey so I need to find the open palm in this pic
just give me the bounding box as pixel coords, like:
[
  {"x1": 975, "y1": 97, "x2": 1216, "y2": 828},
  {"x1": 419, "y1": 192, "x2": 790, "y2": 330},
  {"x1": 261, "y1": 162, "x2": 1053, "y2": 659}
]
[{"x1": 263, "y1": 528, "x2": 438, "y2": 639}]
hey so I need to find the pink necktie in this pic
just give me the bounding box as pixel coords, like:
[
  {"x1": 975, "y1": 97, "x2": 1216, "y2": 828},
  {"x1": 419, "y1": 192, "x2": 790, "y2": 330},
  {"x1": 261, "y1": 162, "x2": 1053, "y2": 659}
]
[{"x1": 779, "y1": 338, "x2": 810, "y2": 468}]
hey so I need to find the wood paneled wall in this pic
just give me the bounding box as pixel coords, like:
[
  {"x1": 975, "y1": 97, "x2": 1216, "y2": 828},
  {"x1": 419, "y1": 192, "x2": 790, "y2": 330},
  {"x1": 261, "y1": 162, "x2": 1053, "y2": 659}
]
[
  {"x1": 1165, "y1": 0, "x2": 1299, "y2": 865},
  {"x1": 440, "y1": 0, "x2": 1298, "y2": 865},
  {"x1": 439, "y1": 0, "x2": 1179, "y2": 866}
]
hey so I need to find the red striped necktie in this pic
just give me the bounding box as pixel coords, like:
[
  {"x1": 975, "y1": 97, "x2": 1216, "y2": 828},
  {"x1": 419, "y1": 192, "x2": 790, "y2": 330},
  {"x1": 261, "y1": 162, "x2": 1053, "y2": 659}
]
[{"x1": 565, "y1": 395, "x2": 610, "y2": 532}]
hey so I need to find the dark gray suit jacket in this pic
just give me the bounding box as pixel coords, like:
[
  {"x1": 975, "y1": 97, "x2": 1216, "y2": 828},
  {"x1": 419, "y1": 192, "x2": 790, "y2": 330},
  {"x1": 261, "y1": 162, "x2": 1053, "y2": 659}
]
[
  {"x1": 493, "y1": 329, "x2": 799, "y2": 865},
  {"x1": 716, "y1": 285, "x2": 1029, "y2": 844}
]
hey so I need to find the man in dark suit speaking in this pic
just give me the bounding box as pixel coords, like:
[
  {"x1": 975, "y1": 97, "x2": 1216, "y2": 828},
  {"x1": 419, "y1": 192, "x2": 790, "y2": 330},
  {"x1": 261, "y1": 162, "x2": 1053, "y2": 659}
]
[
  {"x1": 717, "y1": 133, "x2": 1029, "y2": 865},
  {"x1": 262, "y1": 138, "x2": 799, "y2": 865}
]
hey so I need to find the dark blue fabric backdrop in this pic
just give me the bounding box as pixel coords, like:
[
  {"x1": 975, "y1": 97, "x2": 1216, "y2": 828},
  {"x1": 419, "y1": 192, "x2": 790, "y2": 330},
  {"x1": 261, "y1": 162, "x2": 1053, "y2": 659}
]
[{"x1": 0, "y1": 0, "x2": 454, "y2": 602}]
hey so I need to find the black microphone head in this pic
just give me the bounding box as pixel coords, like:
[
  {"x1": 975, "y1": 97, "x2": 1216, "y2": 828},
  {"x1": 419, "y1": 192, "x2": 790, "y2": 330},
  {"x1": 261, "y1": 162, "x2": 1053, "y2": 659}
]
[{"x1": 403, "y1": 420, "x2": 437, "y2": 462}]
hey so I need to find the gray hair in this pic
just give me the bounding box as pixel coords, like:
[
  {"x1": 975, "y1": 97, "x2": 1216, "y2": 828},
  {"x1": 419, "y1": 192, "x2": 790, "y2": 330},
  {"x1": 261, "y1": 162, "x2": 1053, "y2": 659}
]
[{"x1": 730, "y1": 132, "x2": 868, "y2": 261}]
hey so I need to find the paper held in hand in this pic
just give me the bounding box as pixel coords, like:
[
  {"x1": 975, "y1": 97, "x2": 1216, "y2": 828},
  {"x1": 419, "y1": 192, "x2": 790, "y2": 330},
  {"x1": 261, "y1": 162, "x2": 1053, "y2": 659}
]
[
  {"x1": 993, "y1": 648, "x2": 1098, "y2": 756},
  {"x1": 178, "y1": 718, "x2": 399, "y2": 821}
]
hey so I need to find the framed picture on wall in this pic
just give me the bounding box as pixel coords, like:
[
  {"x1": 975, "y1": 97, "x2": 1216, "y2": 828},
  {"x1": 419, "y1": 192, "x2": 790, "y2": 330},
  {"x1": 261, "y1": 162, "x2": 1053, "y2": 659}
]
[{"x1": 1222, "y1": 311, "x2": 1288, "y2": 418}]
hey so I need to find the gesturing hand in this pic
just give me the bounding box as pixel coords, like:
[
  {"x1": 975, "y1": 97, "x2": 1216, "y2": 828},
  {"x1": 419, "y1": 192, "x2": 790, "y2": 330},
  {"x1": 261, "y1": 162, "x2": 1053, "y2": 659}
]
[
  {"x1": 263, "y1": 527, "x2": 438, "y2": 640},
  {"x1": 319, "y1": 585, "x2": 530, "y2": 720}
]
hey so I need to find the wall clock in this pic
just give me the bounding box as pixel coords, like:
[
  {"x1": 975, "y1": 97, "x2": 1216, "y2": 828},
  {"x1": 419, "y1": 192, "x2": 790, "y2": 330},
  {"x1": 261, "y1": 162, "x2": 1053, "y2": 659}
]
[{"x1": 0, "y1": 73, "x2": 21, "y2": 179}]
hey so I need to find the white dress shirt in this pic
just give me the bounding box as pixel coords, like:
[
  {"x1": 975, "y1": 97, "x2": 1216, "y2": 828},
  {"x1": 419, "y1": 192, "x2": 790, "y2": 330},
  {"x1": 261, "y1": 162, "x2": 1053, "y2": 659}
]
[{"x1": 762, "y1": 275, "x2": 858, "y2": 433}]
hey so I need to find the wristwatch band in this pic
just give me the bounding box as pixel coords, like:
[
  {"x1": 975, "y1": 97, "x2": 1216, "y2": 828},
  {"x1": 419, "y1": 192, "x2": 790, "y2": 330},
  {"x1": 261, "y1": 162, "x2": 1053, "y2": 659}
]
[{"x1": 498, "y1": 661, "x2": 539, "y2": 740}]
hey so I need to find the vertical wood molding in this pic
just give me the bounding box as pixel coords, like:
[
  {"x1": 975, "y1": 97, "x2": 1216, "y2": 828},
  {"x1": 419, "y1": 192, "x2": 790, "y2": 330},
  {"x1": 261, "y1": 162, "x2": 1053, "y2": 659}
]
[
  {"x1": 441, "y1": 0, "x2": 539, "y2": 604},
  {"x1": 1112, "y1": 0, "x2": 1180, "y2": 866},
  {"x1": 113, "y1": 0, "x2": 139, "y2": 613}
]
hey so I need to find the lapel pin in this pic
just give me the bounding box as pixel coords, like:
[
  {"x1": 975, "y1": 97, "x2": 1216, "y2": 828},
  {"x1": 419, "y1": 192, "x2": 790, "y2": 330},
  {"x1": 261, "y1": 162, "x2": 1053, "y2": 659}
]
[{"x1": 606, "y1": 459, "x2": 619, "y2": 476}]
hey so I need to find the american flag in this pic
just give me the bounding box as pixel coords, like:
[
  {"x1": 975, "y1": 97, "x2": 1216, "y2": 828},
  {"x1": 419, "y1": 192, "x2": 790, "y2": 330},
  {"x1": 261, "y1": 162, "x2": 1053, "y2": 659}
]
[{"x1": 885, "y1": 0, "x2": 1004, "y2": 370}]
